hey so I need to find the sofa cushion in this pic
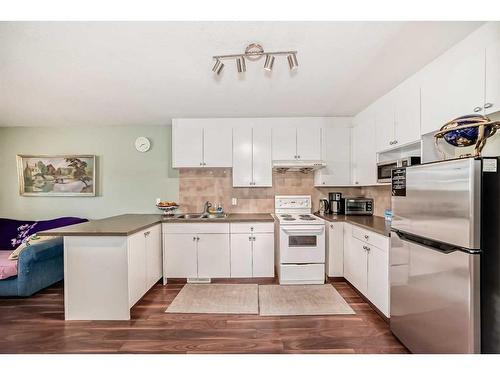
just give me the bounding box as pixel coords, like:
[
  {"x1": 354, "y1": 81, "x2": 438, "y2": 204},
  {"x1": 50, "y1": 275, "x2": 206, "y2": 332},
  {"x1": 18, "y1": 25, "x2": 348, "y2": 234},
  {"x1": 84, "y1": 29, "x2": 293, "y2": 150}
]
[
  {"x1": 0, "y1": 251, "x2": 17, "y2": 280},
  {"x1": 8, "y1": 235, "x2": 59, "y2": 260},
  {"x1": 0, "y1": 217, "x2": 87, "y2": 250}
]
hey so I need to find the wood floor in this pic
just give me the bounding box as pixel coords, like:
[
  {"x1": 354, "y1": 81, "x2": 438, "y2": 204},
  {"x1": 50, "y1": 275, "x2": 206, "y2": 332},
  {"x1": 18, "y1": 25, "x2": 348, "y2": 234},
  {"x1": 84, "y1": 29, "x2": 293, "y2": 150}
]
[{"x1": 0, "y1": 279, "x2": 408, "y2": 354}]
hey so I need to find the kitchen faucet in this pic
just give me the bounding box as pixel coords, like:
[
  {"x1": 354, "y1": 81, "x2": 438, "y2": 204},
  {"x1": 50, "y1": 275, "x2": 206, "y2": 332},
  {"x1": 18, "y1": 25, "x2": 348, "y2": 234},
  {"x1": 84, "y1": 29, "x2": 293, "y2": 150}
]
[{"x1": 203, "y1": 201, "x2": 212, "y2": 214}]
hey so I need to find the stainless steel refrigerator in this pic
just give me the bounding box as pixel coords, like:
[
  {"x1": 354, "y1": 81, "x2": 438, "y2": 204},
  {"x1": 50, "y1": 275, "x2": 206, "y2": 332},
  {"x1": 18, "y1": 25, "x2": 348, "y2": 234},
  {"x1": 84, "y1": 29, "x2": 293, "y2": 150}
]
[{"x1": 390, "y1": 157, "x2": 500, "y2": 354}]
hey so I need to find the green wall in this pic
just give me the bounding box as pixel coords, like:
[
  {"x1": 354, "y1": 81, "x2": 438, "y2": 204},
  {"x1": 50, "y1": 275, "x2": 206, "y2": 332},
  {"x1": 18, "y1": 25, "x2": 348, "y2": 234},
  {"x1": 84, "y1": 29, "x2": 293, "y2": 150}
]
[{"x1": 0, "y1": 125, "x2": 179, "y2": 220}]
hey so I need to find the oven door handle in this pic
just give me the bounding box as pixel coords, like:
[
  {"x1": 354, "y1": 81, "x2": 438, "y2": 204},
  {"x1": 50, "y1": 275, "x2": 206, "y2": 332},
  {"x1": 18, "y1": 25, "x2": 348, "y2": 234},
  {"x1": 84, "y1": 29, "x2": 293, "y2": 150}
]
[{"x1": 282, "y1": 227, "x2": 324, "y2": 235}]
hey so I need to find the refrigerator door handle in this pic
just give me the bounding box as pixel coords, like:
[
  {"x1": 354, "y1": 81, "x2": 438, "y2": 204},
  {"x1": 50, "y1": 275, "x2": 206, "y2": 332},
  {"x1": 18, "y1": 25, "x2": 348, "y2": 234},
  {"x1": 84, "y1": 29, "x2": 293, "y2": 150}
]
[{"x1": 393, "y1": 230, "x2": 476, "y2": 255}]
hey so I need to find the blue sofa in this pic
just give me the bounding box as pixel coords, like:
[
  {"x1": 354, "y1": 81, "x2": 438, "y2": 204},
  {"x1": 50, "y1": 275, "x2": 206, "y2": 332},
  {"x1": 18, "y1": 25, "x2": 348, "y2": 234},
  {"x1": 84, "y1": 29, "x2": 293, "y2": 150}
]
[{"x1": 0, "y1": 217, "x2": 87, "y2": 297}]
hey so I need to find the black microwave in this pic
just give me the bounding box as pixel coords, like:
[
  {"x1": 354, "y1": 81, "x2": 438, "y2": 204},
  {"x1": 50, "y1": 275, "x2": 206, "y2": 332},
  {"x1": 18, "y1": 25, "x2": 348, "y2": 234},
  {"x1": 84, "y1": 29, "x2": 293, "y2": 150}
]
[{"x1": 377, "y1": 156, "x2": 421, "y2": 183}]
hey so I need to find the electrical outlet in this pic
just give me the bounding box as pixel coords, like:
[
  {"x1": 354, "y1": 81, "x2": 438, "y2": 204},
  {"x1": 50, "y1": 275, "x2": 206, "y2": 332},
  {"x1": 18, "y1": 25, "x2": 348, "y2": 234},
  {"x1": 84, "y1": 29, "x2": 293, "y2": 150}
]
[{"x1": 232, "y1": 198, "x2": 237, "y2": 206}]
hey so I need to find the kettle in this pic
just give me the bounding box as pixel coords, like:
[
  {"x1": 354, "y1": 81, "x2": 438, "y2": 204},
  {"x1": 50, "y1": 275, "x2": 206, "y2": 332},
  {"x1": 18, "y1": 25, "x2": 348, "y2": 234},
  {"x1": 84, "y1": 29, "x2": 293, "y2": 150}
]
[{"x1": 319, "y1": 199, "x2": 330, "y2": 215}]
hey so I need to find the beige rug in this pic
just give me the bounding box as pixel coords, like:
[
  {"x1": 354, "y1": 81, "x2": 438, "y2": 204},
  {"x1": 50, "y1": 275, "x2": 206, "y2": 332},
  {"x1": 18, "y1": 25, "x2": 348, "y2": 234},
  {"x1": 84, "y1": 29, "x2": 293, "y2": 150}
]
[
  {"x1": 166, "y1": 284, "x2": 259, "y2": 314},
  {"x1": 258, "y1": 284, "x2": 355, "y2": 316}
]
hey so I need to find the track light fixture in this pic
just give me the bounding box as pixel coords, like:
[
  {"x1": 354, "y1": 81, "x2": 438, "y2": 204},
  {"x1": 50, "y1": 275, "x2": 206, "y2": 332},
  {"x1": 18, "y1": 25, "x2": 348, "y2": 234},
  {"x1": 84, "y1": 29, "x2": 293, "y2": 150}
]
[
  {"x1": 212, "y1": 43, "x2": 298, "y2": 76},
  {"x1": 212, "y1": 59, "x2": 224, "y2": 75}
]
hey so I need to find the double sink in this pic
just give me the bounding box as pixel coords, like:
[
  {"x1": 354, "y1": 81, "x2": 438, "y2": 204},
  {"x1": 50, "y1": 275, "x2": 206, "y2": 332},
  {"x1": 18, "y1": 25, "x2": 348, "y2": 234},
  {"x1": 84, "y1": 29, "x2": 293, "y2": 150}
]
[{"x1": 169, "y1": 213, "x2": 228, "y2": 220}]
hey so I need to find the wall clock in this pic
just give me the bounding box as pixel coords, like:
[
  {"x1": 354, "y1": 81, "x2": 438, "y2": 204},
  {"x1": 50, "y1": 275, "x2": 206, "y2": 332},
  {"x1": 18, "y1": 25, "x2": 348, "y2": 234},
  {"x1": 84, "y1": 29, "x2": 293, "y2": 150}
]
[{"x1": 135, "y1": 137, "x2": 151, "y2": 153}]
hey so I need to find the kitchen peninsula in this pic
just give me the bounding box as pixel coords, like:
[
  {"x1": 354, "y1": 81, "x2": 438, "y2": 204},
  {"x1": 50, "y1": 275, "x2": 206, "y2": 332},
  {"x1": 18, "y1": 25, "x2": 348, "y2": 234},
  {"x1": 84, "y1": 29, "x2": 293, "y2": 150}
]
[{"x1": 39, "y1": 213, "x2": 275, "y2": 320}]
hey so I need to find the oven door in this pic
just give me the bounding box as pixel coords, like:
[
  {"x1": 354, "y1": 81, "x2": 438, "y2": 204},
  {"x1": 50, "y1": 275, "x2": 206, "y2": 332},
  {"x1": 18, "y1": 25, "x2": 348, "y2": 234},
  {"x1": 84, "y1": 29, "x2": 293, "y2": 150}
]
[
  {"x1": 378, "y1": 161, "x2": 397, "y2": 183},
  {"x1": 280, "y1": 225, "x2": 325, "y2": 264}
]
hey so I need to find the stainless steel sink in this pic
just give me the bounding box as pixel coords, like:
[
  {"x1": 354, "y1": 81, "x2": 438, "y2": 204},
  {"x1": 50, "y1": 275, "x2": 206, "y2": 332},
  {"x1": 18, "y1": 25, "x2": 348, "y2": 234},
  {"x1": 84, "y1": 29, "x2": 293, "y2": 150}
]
[
  {"x1": 174, "y1": 213, "x2": 203, "y2": 219},
  {"x1": 200, "y1": 213, "x2": 228, "y2": 219},
  {"x1": 171, "y1": 213, "x2": 227, "y2": 220}
]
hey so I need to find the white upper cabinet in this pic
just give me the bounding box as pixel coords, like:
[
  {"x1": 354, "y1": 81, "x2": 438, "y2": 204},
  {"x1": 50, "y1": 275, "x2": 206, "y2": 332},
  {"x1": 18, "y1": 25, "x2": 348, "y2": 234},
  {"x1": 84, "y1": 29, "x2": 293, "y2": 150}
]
[
  {"x1": 272, "y1": 118, "x2": 322, "y2": 161},
  {"x1": 314, "y1": 121, "x2": 351, "y2": 186},
  {"x1": 233, "y1": 123, "x2": 272, "y2": 187},
  {"x1": 297, "y1": 125, "x2": 322, "y2": 160},
  {"x1": 172, "y1": 119, "x2": 232, "y2": 168},
  {"x1": 485, "y1": 40, "x2": 500, "y2": 115},
  {"x1": 252, "y1": 126, "x2": 272, "y2": 186},
  {"x1": 394, "y1": 77, "x2": 421, "y2": 146},
  {"x1": 374, "y1": 77, "x2": 421, "y2": 152},
  {"x1": 203, "y1": 122, "x2": 233, "y2": 167},
  {"x1": 172, "y1": 120, "x2": 204, "y2": 168},
  {"x1": 421, "y1": 50, "x2": 485, "y2": 135},
  {"x1": 352, "y1": 109, "x2": 377, "y2": 186},
  {"x1": 374, "y1": 92, "x2": 396, "y2": 152}
]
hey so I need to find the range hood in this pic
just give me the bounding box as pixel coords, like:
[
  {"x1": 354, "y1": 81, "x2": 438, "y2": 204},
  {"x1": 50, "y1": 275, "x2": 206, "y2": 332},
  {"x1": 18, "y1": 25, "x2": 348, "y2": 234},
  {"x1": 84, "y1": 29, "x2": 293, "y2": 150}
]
[{"x1": 272, "y1": 160, "x2": 326, "y2": 173}]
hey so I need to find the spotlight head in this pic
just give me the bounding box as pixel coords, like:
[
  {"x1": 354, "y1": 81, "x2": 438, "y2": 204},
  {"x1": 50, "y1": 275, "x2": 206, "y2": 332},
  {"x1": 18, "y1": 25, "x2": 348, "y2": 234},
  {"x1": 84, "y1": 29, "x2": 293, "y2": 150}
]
[
  {"x1": 263, "y1": 54, "x2": 275, "y2": 71},
  {"x1": 212, "y1": 59, "x2": 224, "y2": 75},
  {"x1": 236, "y1": 56, "x2": 246, "y2": 73},
  {"x1": 287, "y1": 53, "x2": 298, "y2": 70}
]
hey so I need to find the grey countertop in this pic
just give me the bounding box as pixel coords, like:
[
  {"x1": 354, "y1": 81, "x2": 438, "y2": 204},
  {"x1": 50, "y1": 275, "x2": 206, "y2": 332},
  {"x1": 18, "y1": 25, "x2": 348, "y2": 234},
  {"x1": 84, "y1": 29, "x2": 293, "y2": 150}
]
[
  {"x1": 314, "y1": 212, "x2": 391, "y2": 237},
  {"x1": 38, "y1": 213, "x2": 275, "y2": 237}
]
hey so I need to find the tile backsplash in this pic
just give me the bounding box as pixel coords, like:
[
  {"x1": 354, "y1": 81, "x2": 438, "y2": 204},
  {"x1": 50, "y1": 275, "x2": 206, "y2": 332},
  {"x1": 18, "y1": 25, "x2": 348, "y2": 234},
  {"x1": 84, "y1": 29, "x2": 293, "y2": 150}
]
[{"x1": 178, "y1": 168, "x2": 391, "y2": 217}]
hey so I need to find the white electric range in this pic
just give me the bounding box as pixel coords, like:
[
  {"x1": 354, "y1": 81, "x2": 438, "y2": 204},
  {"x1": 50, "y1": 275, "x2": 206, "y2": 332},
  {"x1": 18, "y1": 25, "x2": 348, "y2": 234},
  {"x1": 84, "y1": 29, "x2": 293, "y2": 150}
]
[{"x1": 275, "y1": 195, "x2": 326, "y2": 285}]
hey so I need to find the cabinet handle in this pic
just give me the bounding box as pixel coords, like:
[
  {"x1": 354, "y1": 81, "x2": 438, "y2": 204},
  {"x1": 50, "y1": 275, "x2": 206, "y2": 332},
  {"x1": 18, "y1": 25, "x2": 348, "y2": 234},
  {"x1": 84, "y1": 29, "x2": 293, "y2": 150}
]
[
  {"x1": 197, "y1": 237, "x2": 200, "y2": 241},
  {"x1": 484, "y1": 103, "x2": 493, "y2": 109},
  {"x1": 389, "y1": 141, "x2": 394, "y2": 145},
  {"x1": 249, "y1": 236, "x2": 253, "y2": 241},
  {"x1": 330, "y1": 224, "x2": 333, "y2": 229},
  {"x1": 193, "y1": 236, "x2": 197, "y2": 241},
  {"x1": 297, "y1": 155, "x2": 301, "y2": 159},
  {"x1": 144, "y1": 231, "x2": 150, "y2": 237},
  {"x1": 253, "y1": 236, "x2": 256, "y2": 241},
  {"x1": 322, "y1": 182, "x2": 326, "y2": 185},
  {"x1": 364, "y1": 235, "x2": 369, "y2": 240},
  {"x1": 199, "y1": 162, "x2": 203, "y2": 166},
  {"x1": 473, "y1": 106, "x2": 483, "y2": 113},
  {"x1": 250, "y1": 227, "x2": 254, "y2": 231},
  {"x1": 393, "y1": 140, "x2": 398, "y2": 144}
]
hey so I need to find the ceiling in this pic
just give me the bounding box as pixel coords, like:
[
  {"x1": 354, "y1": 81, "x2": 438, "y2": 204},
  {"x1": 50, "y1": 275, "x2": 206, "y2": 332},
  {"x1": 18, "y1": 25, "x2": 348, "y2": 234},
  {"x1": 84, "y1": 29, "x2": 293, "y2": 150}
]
[{"x1": 0, "y1": 21, "x2": 483, "y2": 127}]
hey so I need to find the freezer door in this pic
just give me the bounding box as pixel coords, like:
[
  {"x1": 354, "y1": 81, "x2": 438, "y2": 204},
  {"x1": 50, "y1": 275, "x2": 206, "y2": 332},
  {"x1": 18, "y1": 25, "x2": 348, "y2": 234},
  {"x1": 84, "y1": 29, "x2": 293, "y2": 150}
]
[
  {"x1": 390, "y1": 231, "x2": 480, "y2": 353},
  {"x1": 392, "y1": 158, "x2": 481, "y2": 250}
]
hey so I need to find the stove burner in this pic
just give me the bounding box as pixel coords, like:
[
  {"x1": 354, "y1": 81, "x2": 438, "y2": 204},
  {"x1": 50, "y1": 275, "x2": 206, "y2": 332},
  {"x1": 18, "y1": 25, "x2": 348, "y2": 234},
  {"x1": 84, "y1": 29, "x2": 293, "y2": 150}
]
[
  {"x1": 282, "y1": 217, "x2": 296, "y2": 221},
  {"x1": 280, "y1": 214, "x2": 292, "y2": 217},
  {"x1": 300, "y1": 216, "x2": 316, "y2": 221}
]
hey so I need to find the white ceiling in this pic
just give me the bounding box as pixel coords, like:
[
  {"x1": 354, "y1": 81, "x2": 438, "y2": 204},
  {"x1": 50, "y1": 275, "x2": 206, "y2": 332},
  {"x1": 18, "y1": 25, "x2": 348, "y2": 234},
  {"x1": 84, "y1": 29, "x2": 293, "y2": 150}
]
[{"x1": 0, "y1": 21, "x2": 483, "y2": 127}]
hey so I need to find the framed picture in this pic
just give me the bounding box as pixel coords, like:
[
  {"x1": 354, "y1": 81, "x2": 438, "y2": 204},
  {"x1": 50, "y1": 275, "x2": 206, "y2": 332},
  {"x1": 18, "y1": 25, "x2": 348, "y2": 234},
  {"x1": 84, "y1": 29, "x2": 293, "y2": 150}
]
[{"x1": 17, "y1": 155, "x2": 96, "y2": 197}]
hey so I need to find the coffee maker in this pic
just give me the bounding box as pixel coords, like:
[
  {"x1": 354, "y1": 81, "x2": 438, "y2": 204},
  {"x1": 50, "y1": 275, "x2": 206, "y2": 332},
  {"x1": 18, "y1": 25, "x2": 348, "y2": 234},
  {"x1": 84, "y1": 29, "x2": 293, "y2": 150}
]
[{"x1": 328, "y1": 192, "x2": 344, "y2": 215}]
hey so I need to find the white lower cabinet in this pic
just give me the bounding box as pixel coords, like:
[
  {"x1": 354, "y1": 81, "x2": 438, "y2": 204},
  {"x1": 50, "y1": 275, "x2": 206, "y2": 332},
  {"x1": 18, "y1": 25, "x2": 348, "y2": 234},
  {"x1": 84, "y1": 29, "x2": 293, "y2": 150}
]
[
  {"x1": 163, "y1": 222, "x2": 274, "y2": 280},
  {"x1": 326, "y1": 222, "x2": 344, "y2": 277},
  {"x1": 197, "y1": 234, "x2": 230, "y2": 278},
  {"x1": 230, "y1": 223, "x2": 274, "y2": 278},
  {"x1": 343, "y1": 223, "x2": 390, "y2": 317},
  {"x1": 128, "y1": 224, "x2": 163, "y2": 308},
  {"x1": 164, "y1": 234, "x2": 198, "y2": 278}
]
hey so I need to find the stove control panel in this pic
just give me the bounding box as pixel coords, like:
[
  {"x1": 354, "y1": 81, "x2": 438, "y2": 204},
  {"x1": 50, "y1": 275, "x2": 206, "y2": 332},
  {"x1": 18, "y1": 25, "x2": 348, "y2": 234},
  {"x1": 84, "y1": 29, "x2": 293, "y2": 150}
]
[{"x1": 275, "y1": 195, "x2": 312, "y2": 209}]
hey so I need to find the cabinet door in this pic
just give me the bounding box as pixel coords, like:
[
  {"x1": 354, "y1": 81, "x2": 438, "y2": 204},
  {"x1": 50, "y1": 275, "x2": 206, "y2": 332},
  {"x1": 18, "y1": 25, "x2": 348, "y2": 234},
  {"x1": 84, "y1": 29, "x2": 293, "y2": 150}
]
[
  {"x1": 352, "y1": 110, "x2": 377, "y2": 186},
  {"x1": 297, "y1": 125, "x2": 322, "y2": 160},
  {"x1": 203, "y1": 123, "x2": 233, "y2": 167},
  {"x1": 145, "y1": 224, "x2": 162, "y2": 289},
  {"x1": 232, "y1": 126, "x2": 253, "y2": 187},
  {"x1": 314, "y1": 125, "x2": 351, "y2": 186},
  {"x1": 272, "y1": 126, "x2": 297, "y2": 160},
  {"x1": 375, "y1": 93, "x2": 396, "y2": 152},
  {"x1": 421, "y1": 51, "x2": 485, "y2": 134},
  {"x1": 172, "y1": 120, "x2": 204, "y2": 168},
  {"x1": 164, "y1": 234, "x2": 198, "y2": 278},
  {"x1": 128, "y1": 232, "x2": 147, "y2": 307},
  {"x1": 197, "y1": 234, "x2": 230, "y2": 278},
  {"x1": 394, "y1": 78, "x2": 421, "y2": 146},
  {"x1": 252, "y1": 126, "x2": 273, "y2": 187},
  {"x1": 485, "y1": 41, "x2": 500, "y2": 115},
  {"x1": 367, "y1": 244, "x2": 389, "y2": 317},
  {"x1": 344, "y1": 236, "x2": 368, "y2": 295},
  {"x1": 252, "y1": 233, "x2": 275, "y2": 277},
  {"x1": 230, "y1": 233, "x2": 253, "y2": 277},
  {"x1": 326, "y1": 222, "x2": 344, "y2": 277}
]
